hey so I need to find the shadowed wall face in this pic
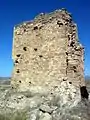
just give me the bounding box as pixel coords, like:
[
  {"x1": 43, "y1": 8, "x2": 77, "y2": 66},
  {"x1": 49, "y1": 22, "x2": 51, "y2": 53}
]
[{"x1": 11, "y1": 9, "x2": 85, "y2": 91}]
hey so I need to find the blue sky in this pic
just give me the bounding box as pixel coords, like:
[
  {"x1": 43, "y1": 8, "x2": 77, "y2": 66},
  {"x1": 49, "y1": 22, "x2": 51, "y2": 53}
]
[{"x1": 0, "y1": 0, "x2": 90, "y2": 77}]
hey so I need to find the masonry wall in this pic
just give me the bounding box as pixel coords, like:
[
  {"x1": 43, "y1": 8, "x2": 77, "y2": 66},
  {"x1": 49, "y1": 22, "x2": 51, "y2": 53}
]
[{"x1": 11, "y1": 9, "x2": 85, "y2": 91}]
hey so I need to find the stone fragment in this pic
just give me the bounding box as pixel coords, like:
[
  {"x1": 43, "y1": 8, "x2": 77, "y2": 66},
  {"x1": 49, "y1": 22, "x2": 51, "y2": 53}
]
[
  {"x1": 39, "y1": 112, "x2": 52, "y2": 120},
  {"x1": 39, "y1": 104, "x2": 53, "y2": 114}
]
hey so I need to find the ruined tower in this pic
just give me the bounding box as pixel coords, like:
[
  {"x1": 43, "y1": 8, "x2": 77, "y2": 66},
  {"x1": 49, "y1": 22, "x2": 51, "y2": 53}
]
[{"x1": 11, "y1": 9, "x2": 86, "y2": 94}]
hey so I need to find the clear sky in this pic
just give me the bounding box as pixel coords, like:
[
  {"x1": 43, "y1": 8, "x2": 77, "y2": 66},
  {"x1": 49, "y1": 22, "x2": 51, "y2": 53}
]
[{"x1": 0, "y1": 0, "x2": 90, "y2": 77}]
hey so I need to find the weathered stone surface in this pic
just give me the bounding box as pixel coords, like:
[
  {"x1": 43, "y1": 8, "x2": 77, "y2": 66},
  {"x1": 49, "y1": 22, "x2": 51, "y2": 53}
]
[
  {"x1": 0, "y1": 88, "x2": 90, "y2": 120},
  {"x1": 2, "y1": 8, "x2": 88, "y2": 120},
  {"x1": 11, "y1": 9, "x2": 86, "y2": 93},
  {"x1": 39, "y1": 104, "x2": 53, "y2": 114},
  {"x1": 39, "y1": 112, "x2": 52, "y2": 120}
]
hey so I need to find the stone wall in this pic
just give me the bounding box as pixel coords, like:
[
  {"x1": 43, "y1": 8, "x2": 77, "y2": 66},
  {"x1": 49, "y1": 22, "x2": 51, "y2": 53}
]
[{"x1": 11, "y1": 9, "x2": 85, "y2": 92}]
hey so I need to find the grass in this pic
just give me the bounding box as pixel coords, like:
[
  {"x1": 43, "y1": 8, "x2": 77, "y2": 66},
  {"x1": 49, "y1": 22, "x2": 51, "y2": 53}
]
[{"x1": 0, "y1": 110, "x2": 28, "y2": 120}]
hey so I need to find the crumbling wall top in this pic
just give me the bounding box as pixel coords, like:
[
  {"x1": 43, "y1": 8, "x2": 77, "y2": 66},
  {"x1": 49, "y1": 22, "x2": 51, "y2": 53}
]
[{"x1": 14, "y1": 8, "x2": 73, "y2": 29}]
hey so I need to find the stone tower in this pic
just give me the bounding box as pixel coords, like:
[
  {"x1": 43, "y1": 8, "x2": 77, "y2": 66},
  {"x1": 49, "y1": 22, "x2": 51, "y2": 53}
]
[{"x1": 11, "y1": 9, "x2": 86, "y2": 95}]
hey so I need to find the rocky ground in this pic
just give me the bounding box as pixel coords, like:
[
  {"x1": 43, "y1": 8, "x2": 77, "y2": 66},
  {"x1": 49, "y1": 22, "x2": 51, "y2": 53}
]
[{"x1": 0, "y1": 79, "x2": 90, "y2": 120}]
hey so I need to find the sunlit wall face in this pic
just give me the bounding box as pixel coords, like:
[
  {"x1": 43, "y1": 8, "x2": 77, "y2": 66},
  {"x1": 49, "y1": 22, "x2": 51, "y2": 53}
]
[{"x1": 0, "y1": 0, "x2": 90, "y2": 77}]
